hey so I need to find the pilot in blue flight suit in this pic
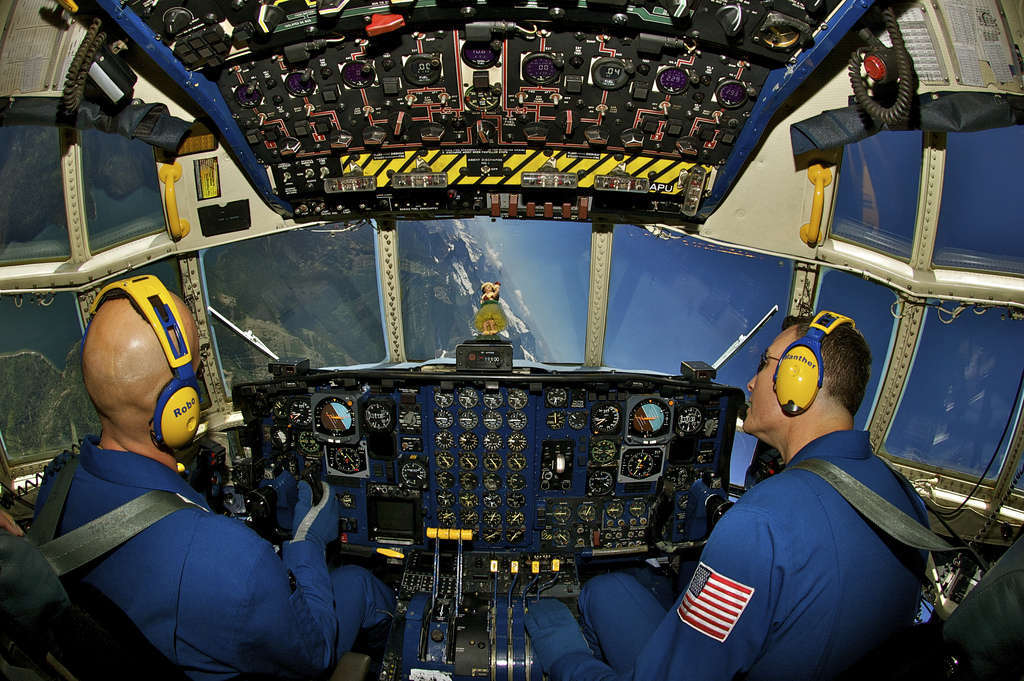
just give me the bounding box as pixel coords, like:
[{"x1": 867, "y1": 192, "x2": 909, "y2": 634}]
[
  {"x1": 34, "y1": 276, "x2": 395, "y2": 681},
  {"x1": 526, "y1": 311, "x2": 929, "y2": 681}
]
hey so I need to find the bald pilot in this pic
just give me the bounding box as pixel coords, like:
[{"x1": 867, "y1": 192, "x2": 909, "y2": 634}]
[{"x1": 34, "y1": 275, "x2": 395, "y2": 681}]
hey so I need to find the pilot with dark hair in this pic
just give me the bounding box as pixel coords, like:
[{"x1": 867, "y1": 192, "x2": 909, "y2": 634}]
[
  {"x1": 33, "y1": 276, "x2": 395, "y2": 680},
  {"x1": 526, "y1": 311, "x2": 928, "y2": 681}
]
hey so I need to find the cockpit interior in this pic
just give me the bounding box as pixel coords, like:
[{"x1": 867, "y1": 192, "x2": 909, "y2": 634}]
[{"x1": 1, "y1": 0, "x2": 1023, "y2": 676}]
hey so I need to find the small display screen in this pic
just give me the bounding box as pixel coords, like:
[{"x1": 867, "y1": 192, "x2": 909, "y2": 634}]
[
  {"x1": 523, "y1": 54, "x2": 558, "y2": 84},
  {"x1": 369, "y1": 497, "x2": 418, "y2": 542},
  {"x1": 716, "y1": 81, "x2": 748, "y2": 108},
  {"x1": 657, "y1": 67, "x2": 689, "y2": 94},
  {"x1": 462, "y1": 43, "x2": 499, "y2": 68}
]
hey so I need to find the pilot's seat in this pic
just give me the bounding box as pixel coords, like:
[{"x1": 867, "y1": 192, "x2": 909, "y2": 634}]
[{"x1": 0, "y1": 532, "x2": 370, "y2": 681}]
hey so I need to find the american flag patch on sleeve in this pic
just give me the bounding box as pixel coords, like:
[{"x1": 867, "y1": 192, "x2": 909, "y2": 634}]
[{"x1": 677, "y1": 561, "x2": 755, "y2": 642}]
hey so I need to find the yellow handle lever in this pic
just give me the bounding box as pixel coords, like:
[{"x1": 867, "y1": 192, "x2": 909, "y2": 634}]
[
  {"x1": 158, "y1": 162, "x2": 190, "y2": 241},
  {"x1": 799, "y1": 163, "x2": 832, "y2": 247}
]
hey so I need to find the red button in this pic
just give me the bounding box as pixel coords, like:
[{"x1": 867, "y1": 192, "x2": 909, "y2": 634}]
[
  {"x1": 366, "y1": 13, "x2": 405, "y2": 36},
  {"x1": 864, "y1": 54, "x2": 887, "y2": 81}
]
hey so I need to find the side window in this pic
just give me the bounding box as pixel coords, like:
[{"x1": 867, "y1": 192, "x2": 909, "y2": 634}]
[
  {"x1": 885, "y1": 308, "x2": 1024, "y2": 479},
  {"x1": 815, "y1": 270, "x2": 898, "y2": 429},
  {"x1": 0, "y1": 127, "x2": 69, "y2": 264},
  {"x1": 0, "y1": 293, "x2": 98, "y2": 463},
  {"x1": 81, "y1": 130, "x2": 166, "y2": 253}
]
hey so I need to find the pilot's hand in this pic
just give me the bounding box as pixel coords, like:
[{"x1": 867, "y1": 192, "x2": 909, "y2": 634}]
[
  {"x1": 266, "y1": 470, "x2": 298, "y2": 532},
  {"x1": 290, "y1": 480, "x2": 338, "y2": 549},
  {"x1": 524, "y1": 598, "x2": 593, "y2": 674},
  {"x1": 0, "y1": 508, "x2": 23, "y2": 537}
]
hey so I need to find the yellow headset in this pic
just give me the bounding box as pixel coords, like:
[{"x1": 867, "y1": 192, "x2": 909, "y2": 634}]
[
  {"x1": 83, "y1": 275, "x2": 200, "y2": 449},
  {"x1": 773, "y1": 310, "x2": 855, "y2": 415}
]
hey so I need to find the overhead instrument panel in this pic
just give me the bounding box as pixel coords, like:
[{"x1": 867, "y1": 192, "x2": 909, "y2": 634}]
[{"x1": 102, "y1": 0, "x2": 851, "y2": 223}]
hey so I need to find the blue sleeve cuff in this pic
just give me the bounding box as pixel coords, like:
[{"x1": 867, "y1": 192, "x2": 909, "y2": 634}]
[{"x1": 549, "y1": 650, "x2": 619, "y2": 681}]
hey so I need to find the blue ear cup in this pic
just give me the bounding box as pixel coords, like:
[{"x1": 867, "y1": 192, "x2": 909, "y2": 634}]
[
  {"x1": 82, "y1": 275, "x2": 200, "y2": 449},
  {"x1": 773, "y1": 311, "x2": 855, "y2": 415}
]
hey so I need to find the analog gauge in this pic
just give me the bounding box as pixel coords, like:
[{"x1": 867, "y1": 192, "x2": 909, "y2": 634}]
[
  {"x1": 628, "y1": 499, "x2": 647, "y2": 518},
  {"x1": 507, "y1": 450, "x2": 527, "y2": 469},
  {"x1": 462, "y1": 42, "x2": 500, "y2": 68},
  {"x1": 458, "y1": 409, "x2": 479, "y2": 430},
  {"x1": 577, "y1": 501, "x2": 597, "y2": 523},
  {"x1": 483, "y1": 510, "x2": 502, "y2": 527},
  {"x1": 437, "y1": 490, "x2": 456, "y2": 507},
  {"x1": 464, "y1": 85, "x2": 500, "y2": 112},
  {"x1": 506, "y1": 527, "x2": 525, "y2": 543},
  {"x1": 340, "y1": 60, "x2": 375, "y2": 88},
  {"x1": 590, "y1": 439, "x2": 618, "y2": 466},
  {"x1": 434, "y1": 390, "x2": 454, "y2": 408},
  {"x1": 522, "y1": 53, "x2": 560, "y2": 85},
  {"x1": 605, "y1": 500, "x2": 624, "y2": 519},
  {"x1": 508, "y1": 388, "x2": 529, "y2": 410},
  {"x1": 289, "y1": 398, "x2": 312, "y2": 426},
  {"x1": 438, "y1": 509, "x2": 457, "y2": 526},
  {"x1": 483, "y1": 452, "x2": 503, "y2": 471},
  {"x1": 483, "y1": 432, "x2": 503, "y2": 452},
  {"x1": 234, "y1": 83, "x2": 263, "y2": 108},
  {"x1": 629, "y1": 399, "x2": 671, "y2": 438},
  {"x1": 363, "y1": 400, "x2": 394, "y2": 433},
  {"x1": 400, "y1": 460, "x2": 428, "y2": 488},
  {"x1": 506, "y1": 509, "x2": 526, "y2": 526},
  {"x1": 482, "y1": 392, "x2": 504, "y2": 409},
  {"x1": 459, "y1": 432, "x2": 479, "y2": 450},
  {"x1": 507, "y1": 410, "x2": 528, "y2": 431},
  {"x1": 437, "y1": 471, "x2": 456, "y2": 489},
  {"x1": 434, "y1": 430, "x2": 455, "y2": 450},
  {"x1": 459, "y1": 492, "x2": 478, "y2": 508},
  {"x1": 546, "y1": 387, "x2": 569, "y2": 408},
  {"x1": 399, "y1": 406, "x2": 421, "y2": 433},
  {"x1": 507, "y1": 433, "x2": 528, "y2": 454},
  {"x1": 434, "y1": 409, "x2": 454, "y2": 429},
  {"x1": 587, "y1": 469, "x2": 614, "y2": 496},
  {"x1": 483, "y1": 472, "x2": 503, "y2": 491},
  {"x1": 297, "y1": 431, "x2": 320, "y2": 456},
  {"x1": 459, "y1": 472, "x2": 478, "y2": 489},
  {"x1": 507, "y1": 492, "x2": 526, "y2": 509},
  {"x1": 284, "y1": 70, "x2": 317, "y2": 96},
  {"x1": 482, "y1": 410, "x2": 503, "y2": 430},
  {"x1": 552, "y1": 529, "x2": 570, "y2": 547},
  {"x1": 551, "y1": 502, "x2": 572, "y2": 524},
  {"x1": 483, "y1": 491, "x2": 502, "y2": 508},
  {"x1": 755, "y1": 14, "x2": 806, "y2": 50},
  {"x1": 435, "y1": 451, "x2": 455, "y2": 469},
  {"x1": 272, "y1": 397, "x2": 289, "y2": 420},
  {"x1": 591, "y1": 403, "x2": 622, "y2": 434},
  {"x1": 316, "y1": 398, "x2": 355, "y2": 435},
  {"x1": 461, "y1": 509, "x2": 480, "y2": 526},
  {"x1": 457, "y1": 387, "x2": 479, "y2": 409},
  {"x1": 656, "y1": 66, "x2": 690, "y2": 94},
  {"x1": 546, "y1": 411, "x2": 565, "y2": 429},
  {"x1": 326, "y1": 445, "x2": 363, "y2": 474},
  {"x1": 675, "y1": 405, "x2": 704, "y2": 435},
  {"x1": 667, "y1": 465, "x2": 690, "y2": 488},
  {"x1": 568, "y1": 412, "x2": 588, "y2": 431},
  {"x1": 460, "y1": 452, "x2": 478, "y2": 470},
  {"x1": 269, "y1": 426, "x2": 290, "y2": 450},
  {"x1": 621, "y1": 448, "x2": 659, "y2": 480},
  {"x1": 507, "y1": 473, "x2": 527, "y2": 491},
  {"x1": 403, "y1": 53, "x2": 441, "y2": 86},
  {"x1": 591, "y1": 57, "x2": 630, "y2": 90},
  {"x1": 483, "y1": 528, "x2": 503, "y2": 543},
  {"x1": 716, "y1": 79, "x2": 748, "y2": 108}
]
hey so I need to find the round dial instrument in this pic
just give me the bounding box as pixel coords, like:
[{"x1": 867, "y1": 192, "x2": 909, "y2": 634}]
[
  {"x1": 284, "y1": 70, "x2": 317, "y2": 96},
  {"x1": 656, "y1": 67, "x2": 689, "y2": 94},
  {"x1": 577, "y1": 501, "x2": 597, "y2": 523},
  {"x1": 522, "y1": 53, "x2": 560, "y2": 85},
  {"x1": 483, "y1": 491, "x2": 502, "y2": 508},
  {"x1": 605, "y1": 500, "x2": 624, "y2": 519},
  {"x1": 483, "y1": 473, "x2": 503, "y2": 491},
  {"x1": 434, "y1": 409, "x2": 454, "y2": 429},
  {"x1": 546, "y1": 411, "x2": 565, "y2": 429},
  {"x1": 675, "y1": 405, "x2": 704, "y2": 435},
  {"x1": 234, "y1": 83, "x2": 263, "y2": 108},
  {"x1": 297, "y1": 431, "x2": 320, "y2": 455},
  {"x1": 591, "y1": 403, "x2": 622, "y2": 434},
  {"x1": 507, "y1": 492, "x2": 526, "y2": 509},
  {"x1": 621, "y1": 448, "x2": 659, "y2": 479},
  {"x1": 483, "y1": 528, "x2": 503, "y2": 543},
  {"x1": 269, "y1": 426, "x2": 290, "y2": 450},
  {"x1": 462, "y1": 42, "x2": 500, "y2": 68},
  {"x1": 591, "y1": 57, "x2": 630, "y2": 90},
  {"x1": 483, "y1": 432, "x2": 503, "y2": 452},
  {"x1": 716, "y1": 79, "x2": 748, "y2": 108},
  {"x1": 460, "y1": 452, "x2": 478, "y2": 470},
  {"x1": 363, "y1": 400, "x2": 394, "y2": 432},
  {"x1": 483, "y1": 452, "x2": 503, "y2": 471},
  {"x1": 457, "y1": 387, "x2": 479, "y2": 408},
  {"x1": 551, "y1": 502, "x2": 572, "y2": 524},
  {"x1": 628, "y1": 499, "x2": 647, "y2": 518},
  {"x1": 399, "y1": 406, "x2": 421, "y2": 432},
  {"x1": 326, "y1": 445, "x2": 362, "y2": 474},
  {"x1": 458, "y1": 409, "x2": 479, "y2": 430},
  {"x1": 507, "y1": 433, "x2": 528, "y2": 453},
  {"x1": 288, "y1": 398, "x2": 312, "y2": 426},
  {"x1": 507, "y1": 410, "x2": 528, "y2": 431},
  {"x1": 437, "y1": 490, "x2": 456, "y2": 507},
  {"x1": 434, "y1": 430, "x2": 455, "y2": 450},
  {"x1": 461, "y1": 510, "x2": 479, "y2": 526},
  {"x1": 507, "y1": 388, "x2": 529, "y2": 410},
  {"x1": 507, "y1": 473, "x2": 527, "y2": 491},
  {"x1": 568, "y1": 412, "x2": 588, "y2": 431},
  {"x1": 464, "y1": 86, "x2": 500, "y2": 112},
  {"x1": 435, "y1": 451, "x2": 455, "y2": 469},
  {"x1": 483, "y1": 392, "x2": 504, "y2": 409},
  {"x1": 629, "y1": 399, "x2": 670, "y2": 438},
  {"x1": 506, "y1": 509, "x2": 526, "y2": 526},
  {"x1": 545, "y1": 387, "x2": 569, "y2": 408},
  {"x1": 587, "y1": 469, "x2": 614, "y2": 496},
  {"x1": 400, "y1": 460, "x2": 427, "y2": 488},
  {"x1": 438, "y1": 509, "x2": 457, "y2": 526},
  {"x1": 459, "y1": 472, "x2": 478, "y2": 489},
  {"x1": 403, "y1": 53, "x2": 442, "y2": 85},
  {"x1": 459, "y1": 431, "x2": 479, "y2": 450},
  {"x1": 340, "y1": 60, "x2": 375, "y2": 88},
  {"x1": 507, "y1": 450, "x2": 527, "y2": 470},
  {"x1": 590, "y1": 439, "x2": 618, "y2": 466},
  {"x1": 272, "y1": 398, "x2": 289, "y2": 420},
  {"x1": 459, "y1": 492, "x2": 478, "y2": 508},
  {"x1": 483, "y1": 510, "x2": 502, "y2": 527},
  {"x1": 436, "y1": 471, "x2": 456, "y2": 489},
  {"x1": 506, "y1": 527, "x2": 525, "y2": 543},
  {"x1": 482, "y1": 410, "x2": 503, "y2": 430},
  {"x1": 434, "y1": 390, "x2": 454, "y2": 408}
]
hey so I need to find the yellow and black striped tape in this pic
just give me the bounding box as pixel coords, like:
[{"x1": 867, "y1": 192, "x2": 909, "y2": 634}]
[{"x1": 335, "y1": 150, "x2": 708, "y2": 195}]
